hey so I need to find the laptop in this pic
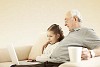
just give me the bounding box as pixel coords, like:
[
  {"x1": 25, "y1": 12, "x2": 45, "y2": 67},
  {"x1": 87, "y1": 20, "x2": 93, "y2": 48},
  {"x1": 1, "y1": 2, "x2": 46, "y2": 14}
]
[{"x1": 7, "y1": 44, "x2": 41, "y2": 65}]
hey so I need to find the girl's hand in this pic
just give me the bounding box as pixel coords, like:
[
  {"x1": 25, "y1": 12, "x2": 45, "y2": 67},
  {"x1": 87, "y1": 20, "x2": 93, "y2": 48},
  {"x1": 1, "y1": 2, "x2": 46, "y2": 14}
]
[
  {"x1": 42, "y1": 41, "x2": 50, "y2": 54},
  {"x1": 27, "y1": 59, "x2": 36, "y2": 62}
]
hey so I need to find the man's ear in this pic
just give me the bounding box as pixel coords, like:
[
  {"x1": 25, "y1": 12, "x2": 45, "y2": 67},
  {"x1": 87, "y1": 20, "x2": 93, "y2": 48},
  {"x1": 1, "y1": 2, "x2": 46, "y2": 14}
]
[{"x1": 73, "y1": 16, "x2": 78, "y2": 22}]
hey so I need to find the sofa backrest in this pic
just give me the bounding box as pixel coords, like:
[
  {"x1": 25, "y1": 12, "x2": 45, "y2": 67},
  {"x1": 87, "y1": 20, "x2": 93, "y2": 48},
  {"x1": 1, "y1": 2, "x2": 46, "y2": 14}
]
[
  {"x1": 28, "y1": 33, "x2": 48, "y2": 60},
  {"x1": 0, "y1": 46, "x2": 32, "y2": 63}
]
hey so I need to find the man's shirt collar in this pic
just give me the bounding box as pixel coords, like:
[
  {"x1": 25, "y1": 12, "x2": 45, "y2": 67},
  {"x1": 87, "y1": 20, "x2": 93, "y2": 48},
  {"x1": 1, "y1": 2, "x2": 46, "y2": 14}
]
[{"x1": 70, "y1": 28, "x2": 81, "y2": 32}]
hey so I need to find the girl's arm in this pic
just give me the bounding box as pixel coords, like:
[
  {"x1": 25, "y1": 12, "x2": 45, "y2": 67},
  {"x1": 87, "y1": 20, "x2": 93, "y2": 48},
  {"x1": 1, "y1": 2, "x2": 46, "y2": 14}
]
[{"x1": 42, "y1": 41, "x2": 50, "y2": 54}]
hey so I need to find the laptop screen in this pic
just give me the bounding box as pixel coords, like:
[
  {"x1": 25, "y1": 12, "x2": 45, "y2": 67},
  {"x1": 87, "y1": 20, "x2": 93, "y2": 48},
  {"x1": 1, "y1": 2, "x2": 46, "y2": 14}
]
[{"x1": 7, "y1": 44, "x2": 19, "y2": 65}]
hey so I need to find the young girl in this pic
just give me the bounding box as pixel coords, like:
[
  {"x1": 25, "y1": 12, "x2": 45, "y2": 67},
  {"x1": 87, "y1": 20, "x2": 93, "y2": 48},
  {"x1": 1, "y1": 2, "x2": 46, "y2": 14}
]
[{"x1": 36, "y1": 24, "x2": 64, "y2": 62}]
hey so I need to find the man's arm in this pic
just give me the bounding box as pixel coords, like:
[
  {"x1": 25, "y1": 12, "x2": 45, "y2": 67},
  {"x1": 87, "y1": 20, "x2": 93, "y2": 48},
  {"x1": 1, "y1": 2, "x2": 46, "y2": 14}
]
[
  {"x1": 81, "y1": 46, "x2": 100, "y2": 60},
  {"x1": 93, "y1": 46, "x2": 100, "y2": 57},
  {"x1": 82, "y1": 28, "x2": 100, "y2": 60}
]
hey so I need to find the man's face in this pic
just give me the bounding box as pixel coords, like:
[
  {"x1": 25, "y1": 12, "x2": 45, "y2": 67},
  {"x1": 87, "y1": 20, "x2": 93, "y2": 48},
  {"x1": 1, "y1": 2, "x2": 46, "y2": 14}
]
[{"x1": 65, "y1": 12, "x2": 75, "y2": 31}]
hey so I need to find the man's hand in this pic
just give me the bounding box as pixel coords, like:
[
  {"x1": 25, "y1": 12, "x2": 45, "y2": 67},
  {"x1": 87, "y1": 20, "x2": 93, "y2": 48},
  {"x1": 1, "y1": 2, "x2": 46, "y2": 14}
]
[{"x1": 81, "y1": 48, "x2": 91, "y2": 60}]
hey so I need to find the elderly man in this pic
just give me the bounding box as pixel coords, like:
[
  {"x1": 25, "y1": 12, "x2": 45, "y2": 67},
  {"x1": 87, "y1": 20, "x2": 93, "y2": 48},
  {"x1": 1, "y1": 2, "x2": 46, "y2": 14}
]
[{"x1": 48, "y1": 9, "x2": 100, "y2": 63}]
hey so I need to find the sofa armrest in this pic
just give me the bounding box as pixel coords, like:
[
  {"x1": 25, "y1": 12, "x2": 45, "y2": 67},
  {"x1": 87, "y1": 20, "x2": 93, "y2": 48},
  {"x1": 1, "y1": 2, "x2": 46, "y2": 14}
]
[
  {"x1": 0, "y1": 48, "x2": 11, "y2": 62},
  {"x1": 59, "y1": 57, "x2": 100, "y2": 67}
]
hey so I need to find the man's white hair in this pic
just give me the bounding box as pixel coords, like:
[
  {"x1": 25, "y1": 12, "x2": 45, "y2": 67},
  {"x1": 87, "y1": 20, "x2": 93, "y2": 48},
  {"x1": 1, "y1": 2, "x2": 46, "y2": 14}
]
[{"x1": 70, "y1": 9, "x2": 83, "y2": 22}]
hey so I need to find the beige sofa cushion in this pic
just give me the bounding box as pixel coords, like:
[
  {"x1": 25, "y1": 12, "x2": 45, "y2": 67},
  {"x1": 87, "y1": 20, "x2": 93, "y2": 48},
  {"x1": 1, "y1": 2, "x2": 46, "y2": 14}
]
[
  {"x1": 15, "y1": 45, "x2": 32, "y2": 61},
  {"x1": 28, "y1": 33, "x2": 48, "y2": 60},
  {"x1": 0, "y1": 46, "x2": 32, "y2": 63}
]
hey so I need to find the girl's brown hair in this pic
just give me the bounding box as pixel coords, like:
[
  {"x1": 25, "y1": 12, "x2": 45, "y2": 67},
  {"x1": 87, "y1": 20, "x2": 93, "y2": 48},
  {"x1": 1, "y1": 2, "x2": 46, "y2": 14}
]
[{"x1": 47, "y1": 24, "x2": 64, "y2": 42}]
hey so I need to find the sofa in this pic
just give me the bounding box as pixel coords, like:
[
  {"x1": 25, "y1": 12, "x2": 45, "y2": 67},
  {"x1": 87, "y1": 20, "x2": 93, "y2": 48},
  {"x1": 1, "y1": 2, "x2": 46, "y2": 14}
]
[{"x1": 0, "y1": 33, "x2": 100, "y2": 67}]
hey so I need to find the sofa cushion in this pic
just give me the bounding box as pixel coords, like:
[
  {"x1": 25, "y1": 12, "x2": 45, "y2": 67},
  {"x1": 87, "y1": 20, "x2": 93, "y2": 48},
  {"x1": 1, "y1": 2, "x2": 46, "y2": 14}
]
[
  {"x1": 28, "y1": 33, "x2": 48, "y2": 60},
  {"x1": 15, "y1": 46, "x2": 32, "y2": 61}
]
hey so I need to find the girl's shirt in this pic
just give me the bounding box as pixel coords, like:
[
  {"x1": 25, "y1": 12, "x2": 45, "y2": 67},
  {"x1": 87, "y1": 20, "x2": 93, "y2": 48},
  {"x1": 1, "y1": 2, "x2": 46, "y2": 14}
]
[{"x1": 36, "y1": 42, "x2": 59, "y2": 62}]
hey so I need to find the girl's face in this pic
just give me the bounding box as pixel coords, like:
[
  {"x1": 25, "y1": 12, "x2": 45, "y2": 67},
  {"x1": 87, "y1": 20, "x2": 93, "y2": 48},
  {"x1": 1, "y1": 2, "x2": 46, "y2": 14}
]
[{"x1": 47, "y1": 31, "x2": 59, "y2": 44}]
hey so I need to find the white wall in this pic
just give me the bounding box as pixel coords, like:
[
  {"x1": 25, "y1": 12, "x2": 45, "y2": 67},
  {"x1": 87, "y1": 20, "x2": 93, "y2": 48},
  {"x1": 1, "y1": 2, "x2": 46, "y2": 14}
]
[{"x1": 0, "y1": 0, "x2": 100, "y2": 47}]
